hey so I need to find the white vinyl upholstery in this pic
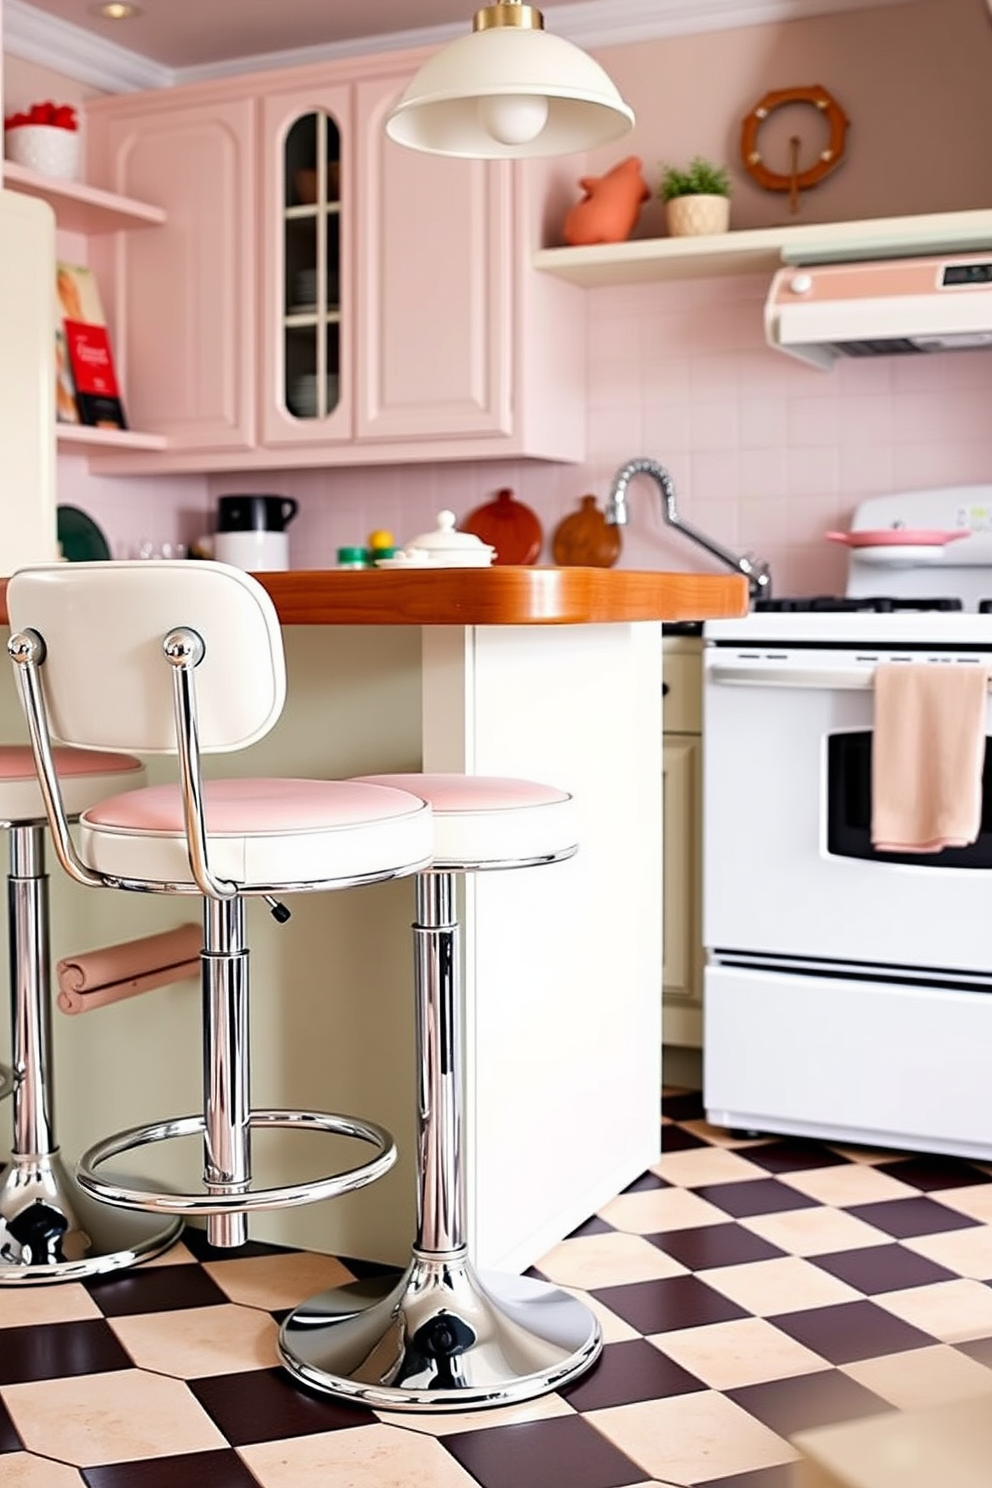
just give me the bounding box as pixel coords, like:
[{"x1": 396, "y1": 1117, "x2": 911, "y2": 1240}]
[
  {"x1": 354, "y1": 774, "x2": 577, "y2": 868},
  {"x1": 0, "y1": 745, "x2": 144, "y2": 825},
  {"x1": 80, "y1": 777, "x2": 433, "y2": 888}
]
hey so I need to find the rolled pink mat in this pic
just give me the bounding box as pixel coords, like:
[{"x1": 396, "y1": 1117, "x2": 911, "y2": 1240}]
[{"x1": 56, "y1": 923, "x2": 201, "y2": 1015}]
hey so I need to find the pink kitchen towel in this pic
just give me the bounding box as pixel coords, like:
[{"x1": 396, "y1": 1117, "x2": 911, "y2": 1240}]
[
  {"x1": 871, "y1": 662, "x2": 989, "y2": 853},
  {"x1": 56, "y1": 922, "x2": 201, "y2": 1015}
]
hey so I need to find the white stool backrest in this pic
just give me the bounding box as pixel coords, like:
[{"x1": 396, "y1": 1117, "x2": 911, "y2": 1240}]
[{"x1": 7, "y1": 561, "x2": 286, "y2": 755}]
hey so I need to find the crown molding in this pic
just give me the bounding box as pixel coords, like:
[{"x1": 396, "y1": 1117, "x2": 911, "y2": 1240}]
[{"x1": 4, "y1": 0, "x2": 924, "y2": 95}]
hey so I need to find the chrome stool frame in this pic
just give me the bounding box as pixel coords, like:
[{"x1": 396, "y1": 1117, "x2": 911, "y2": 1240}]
[
  {"x1": 0, "y1": 818, "x2": 180, "y2": 1282},
  {"x1": 279, "y1": 828, "x2": 602, "y2": 1410}
]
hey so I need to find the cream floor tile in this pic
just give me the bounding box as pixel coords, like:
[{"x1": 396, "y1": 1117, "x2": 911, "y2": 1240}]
[
  {"x1": 375, "y1": 1390, "x2": 574, "y2": 1435},
  {"x1": 679, "y1": 1121, "x2": 771, "y2": 1149},
  {"x1": 1, "y1": 1369, "x2": 226, "y2": 1467},
  {"x1": 110, "y1": 1301, "x2": 280, "y2": 1377},
  {"x1": 927, "y1": 1185, "x2": 992, "y2": 1223},
  {"x1": 824, "y1": 1144, "x2": 904, "y2": 1165},
  {"x1": 902, "y1": 1225, "x2": 992, "y2": 1280},
  {"x1": 740, "y1": 1205, "x2": 892, "y2": 1256},
  {"x1": 651, "y1": 1146, "x2": 770, "y2": 1188},
  {"x1": 697, "y1": 1256, "x2": 863, "y2": 1317},
  {"x1": 588, "y1": 1390, "x2": 798, "y2": 1483},
  {"x1": 141, "y1": 1238, "x2": 198, "y2": 1266},
  {"x1": 598, "y1": 1186, "x2": 731, "y2": 1235},
  {"x1": 650, "y1": 1316, "x2": 830, "y2": 1390},
  {"x1": 841, "y1": 1343, "x2": 992, "y2": 1411},
  {"x1": 538, "y1": 1230, "x2": 687, "y2": 1289},
  {"x1": 0, "y1": 1454, "x2": 84, "y2": 1487},
  {"x1": 777, "y1": 1165, "x2": 918, "y2": 1206},
  {"x1": 240, "y1": 1422, "x2": 483, "y2": 1487},
  {"x1": 871, "y1": 1279, "x2": 992, "y2": 1342},
  {"x1": 203, "y1": 1249, "x2": 356, "y2": 1310},
  {"x1": 0, "y1": 1282, "x2": 101, "y2": 1329}
]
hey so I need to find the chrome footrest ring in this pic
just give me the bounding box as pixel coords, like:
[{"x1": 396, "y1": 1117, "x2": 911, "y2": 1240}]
[{"x1": 76, "y1": 1108, "x2": 396, "y2": 1216}]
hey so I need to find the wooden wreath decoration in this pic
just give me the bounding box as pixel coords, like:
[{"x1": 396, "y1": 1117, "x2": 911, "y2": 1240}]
[{"x1": 741, "y1": 84, "x2": 849, "y2": 213}]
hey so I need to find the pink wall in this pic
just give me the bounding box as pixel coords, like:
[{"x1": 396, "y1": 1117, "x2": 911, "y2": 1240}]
[{"x1": 40, "y1": 0, "x2": 992, "y2": 595}]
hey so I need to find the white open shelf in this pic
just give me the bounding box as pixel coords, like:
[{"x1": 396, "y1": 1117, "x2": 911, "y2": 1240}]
[
  {"x1": 534, "y1": 209, "x2": 992, "y2": 287},
  {"x1": 3, "y1": 162, "x2": 164, "y2": 234}
]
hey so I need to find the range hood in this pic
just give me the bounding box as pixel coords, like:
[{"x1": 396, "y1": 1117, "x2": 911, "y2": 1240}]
[{"x1": 765, "y1": 251, "x2": 992, "y2": 370}]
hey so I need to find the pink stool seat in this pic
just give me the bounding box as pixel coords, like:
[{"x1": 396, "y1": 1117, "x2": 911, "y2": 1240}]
[
  {"x1": 355, "y1": 773, "x2": 578, "y2": 868},
  {"x1": 0, "y1": 745, "x2": 143, "y2": 826}
]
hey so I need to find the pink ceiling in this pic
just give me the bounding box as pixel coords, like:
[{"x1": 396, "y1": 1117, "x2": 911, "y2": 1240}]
[{"x1": 16, "y1": 0, "x2": 577, "y2": 69}]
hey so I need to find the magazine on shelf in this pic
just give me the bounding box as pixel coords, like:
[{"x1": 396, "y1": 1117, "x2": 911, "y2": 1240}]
[{"x1": 55, "y1": 262, "x2": 128, "y2": 430}]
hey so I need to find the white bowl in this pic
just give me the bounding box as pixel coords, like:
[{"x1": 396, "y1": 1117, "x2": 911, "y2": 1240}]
[{"x1": 5, "y1": 124, "x2": 80, "y2": 181}]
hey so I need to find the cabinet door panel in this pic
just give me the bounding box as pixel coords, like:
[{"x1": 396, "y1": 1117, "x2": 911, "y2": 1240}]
[
  {"x1": 355, "y1": 73, "x2": 513, "y2": 443},
  {"x1": 91, "y1": 98, "x2": 256, "y2": 452},
  {"x1": 663, "y1": 734, "x2": 703, "y2": 1045}
]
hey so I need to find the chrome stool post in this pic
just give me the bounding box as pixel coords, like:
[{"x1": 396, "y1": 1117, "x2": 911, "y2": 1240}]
[
  {"x1": 0, "y1": 823, "x2": 181, "y2": 1282},
  {"x1": 279, "y1": 774, "x2": 602, "y2": 1411}
]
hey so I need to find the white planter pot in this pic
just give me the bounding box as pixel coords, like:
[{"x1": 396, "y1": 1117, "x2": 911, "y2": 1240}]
[
  {"x1": 665, "y1": 194, "x2": 730, "y2": 237},
  {"x1": 4, "y1": 124, "x2": 81, "y2": 181}
]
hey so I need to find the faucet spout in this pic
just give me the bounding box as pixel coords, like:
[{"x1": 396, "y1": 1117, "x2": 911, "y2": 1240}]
[{"x1": 605, "y1": 457, "x2": 771, "y2": 602}]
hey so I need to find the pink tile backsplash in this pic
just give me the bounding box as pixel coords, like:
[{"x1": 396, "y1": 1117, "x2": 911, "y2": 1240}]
[{"x1": 61, "y1": 272, "x2": 992, "y2": 598}]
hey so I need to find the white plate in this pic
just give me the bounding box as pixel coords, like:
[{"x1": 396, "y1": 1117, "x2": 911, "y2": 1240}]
[{"x1": 848, "y1": 545, "x2": 948, "y2": 566}]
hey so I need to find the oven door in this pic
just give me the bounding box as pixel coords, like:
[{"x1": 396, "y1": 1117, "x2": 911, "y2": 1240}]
[{"x1": 703, "y1": 644, "x2": 992, "y2": 974}]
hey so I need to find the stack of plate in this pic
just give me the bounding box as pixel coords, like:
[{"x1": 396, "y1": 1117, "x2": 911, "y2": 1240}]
[{"x1": 290, "y1": 373, "x2": 340, "y2": 418}]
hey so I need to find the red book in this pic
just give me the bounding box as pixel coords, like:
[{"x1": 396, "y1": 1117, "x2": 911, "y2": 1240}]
[{"x1": 63, "y1": 319, "x2": 128, "y2": 429}]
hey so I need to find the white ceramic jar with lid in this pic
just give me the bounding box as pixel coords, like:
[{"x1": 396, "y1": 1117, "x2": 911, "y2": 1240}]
[{"x1": 376, "y1": 511, "x2": 495, "y2": 568}]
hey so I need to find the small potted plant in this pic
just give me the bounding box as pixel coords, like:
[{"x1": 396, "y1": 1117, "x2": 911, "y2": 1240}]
[
  {"x1": 4, "y1": 100, "x2": 81, "y2": 182},
  {"x1": 658, "y1": 156, "x2": 731, "y2": 238}
]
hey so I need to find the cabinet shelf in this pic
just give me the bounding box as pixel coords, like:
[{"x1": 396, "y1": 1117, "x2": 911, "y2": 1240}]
[
  {"x1": 533, "y1": 208, "x2": 992, "y2": 287},
  {"x1": 3, "y1": 161, "x2": 165, "y2": 234},
  {"x1": 56, "y1": 424, "x2": 166, "y2": 452}
]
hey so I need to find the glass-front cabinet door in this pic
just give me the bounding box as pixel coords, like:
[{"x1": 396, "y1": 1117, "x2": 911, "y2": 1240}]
[{"x1": 261, "y1": 86, "x2": 351, "y2": 446}]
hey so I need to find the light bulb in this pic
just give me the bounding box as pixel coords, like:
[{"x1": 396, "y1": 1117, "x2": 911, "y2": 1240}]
[{"x1": 476, "y1": 93, "x2": 549, "y2": 146}]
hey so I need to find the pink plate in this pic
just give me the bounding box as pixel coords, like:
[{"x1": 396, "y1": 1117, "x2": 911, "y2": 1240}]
[{"x1": 825, "y1": 528, "x2": 971, "y2": 549}]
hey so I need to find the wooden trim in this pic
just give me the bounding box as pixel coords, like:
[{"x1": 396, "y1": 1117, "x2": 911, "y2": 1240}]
[{"x1": 0, "y1": 568, "x2": 749, "y2": 628}]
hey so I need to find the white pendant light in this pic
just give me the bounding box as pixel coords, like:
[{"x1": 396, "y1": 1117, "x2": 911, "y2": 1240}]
[{"x1": 385, "y1": 1, "x2": 635, "y2": 159}]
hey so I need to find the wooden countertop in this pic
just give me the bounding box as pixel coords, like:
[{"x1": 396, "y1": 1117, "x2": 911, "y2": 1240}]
[
  {"x1": 0, "y1": 566, "x2": 748, "y2": 627},
  {"x1": 257, "y1": 566, "x2": 748, "y2": 625}
]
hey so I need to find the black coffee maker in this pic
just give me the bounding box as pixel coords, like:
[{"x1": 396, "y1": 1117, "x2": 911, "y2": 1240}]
[{"x1": 216, "y1": 495, "x2": 299, "y2": 533}]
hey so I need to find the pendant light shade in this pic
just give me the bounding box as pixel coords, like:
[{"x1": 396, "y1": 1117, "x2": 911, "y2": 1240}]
[{"x1": 386, "y1": 2, "x2": 635, "y2": 159}]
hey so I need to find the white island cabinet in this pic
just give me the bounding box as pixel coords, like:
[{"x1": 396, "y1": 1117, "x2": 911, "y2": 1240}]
[{"x1": 0, "y1": 567, "x2": 746, "y2": 1271}]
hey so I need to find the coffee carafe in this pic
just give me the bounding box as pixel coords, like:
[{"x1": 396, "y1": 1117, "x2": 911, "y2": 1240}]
[{"x1": 213, "y1": 494, "x2": 298, "y2": 571}]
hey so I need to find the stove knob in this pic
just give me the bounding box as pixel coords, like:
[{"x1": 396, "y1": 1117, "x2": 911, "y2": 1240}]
[{"x1": 788, "y1": 272, "x2": 814, "y2": 296}]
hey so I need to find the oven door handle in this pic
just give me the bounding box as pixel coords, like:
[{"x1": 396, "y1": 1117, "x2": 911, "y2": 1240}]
[{"x1": 707, "y1": 663, "x2": 876, "y2": 689}]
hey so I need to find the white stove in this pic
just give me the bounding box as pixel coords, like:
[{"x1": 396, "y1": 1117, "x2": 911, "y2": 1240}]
[{"x1": 700, "y1": 485, "x2": 992, "y2": 1161}]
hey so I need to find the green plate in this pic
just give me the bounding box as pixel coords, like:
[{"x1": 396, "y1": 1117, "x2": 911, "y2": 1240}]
[{"x1": 57, "y1": 505, "x2": 111, "y2": 562}]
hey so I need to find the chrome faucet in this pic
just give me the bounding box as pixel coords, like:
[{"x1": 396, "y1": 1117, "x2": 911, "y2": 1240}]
[{"x1": 605, "y1": 457, "x2": 772, "y2": 602}]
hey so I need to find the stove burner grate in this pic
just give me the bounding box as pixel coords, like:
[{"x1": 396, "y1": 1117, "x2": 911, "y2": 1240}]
[{"x1": 753, "y1": 595, "x2": 965, "y2": 614}]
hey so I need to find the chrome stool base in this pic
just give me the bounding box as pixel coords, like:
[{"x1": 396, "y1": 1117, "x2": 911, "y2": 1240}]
[
  {"x1": 278, "y1": 1250, "x2": 602, "y2": 1411},
  {"x1": 0, "y1": 1148, "x2": 181, "y2": 1284}
]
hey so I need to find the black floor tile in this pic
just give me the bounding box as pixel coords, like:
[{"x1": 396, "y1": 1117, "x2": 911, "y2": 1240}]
[
  {"x1": 845, "y1": 1197, "x2": 980, "y2": 1238},
  {"x1": 659, "y1": 1123, "x2": 708, "y2": 1152},
  {"x1": 592, "y1": 1274, "x2": 749, "y2": 1334},
  {"x1": 769, "y1": 1300, "x2": 935, "y2": 1366},
  {"x1": 727, "y1": 1368, "x2": 893, "y2": 1437},
  {"x1": 0, "y1": 1319, "x2": 132, "y2": 1386},
  {"x1": 704, "y1": 1467, "x2": 797, "y2": 1488},
  {"x1": 873, "y1": 1156, "x2": 992, "y2": 1192},
  {"x1": 662, "y1": 1091, "x2": 705, "y2": 1122},
  {"x1": 647, "y1": 1222, "x2": 787, "y2": 1271},
  {"x1": 442, "y1": 1414, "x2": 650, "y2": 1488},
  {"x1": 808, "y1": 1243, "x2": 957, "y2": 1294},
  {"x1": 82, "y1": 1449, "x2": 262, "y2": 1488},
  {"x1": 692, "y1": 1179, "x2": 820, "y2": 1219},
  {"x1": 85, "y1": 1260, "x2": 231, "y2": 1317},
  {"x1": 190, "y1": 1366, "x2": 374, "y2": 1446},
  {"x1": 742, "y1": 1140, "x2": 849, "y2": 1175},
  {"x1": 0, "y1": 1396, "x2": 22, "y2": 1454},
  {"x1": 561, "y1": 1337, "x2": 707, "y2": 1412}
]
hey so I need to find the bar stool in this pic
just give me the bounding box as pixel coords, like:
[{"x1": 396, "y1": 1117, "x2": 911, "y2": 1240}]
[
  {"x1": 7, "y1": 561, "x2": 434, "y2": 1250},
  {"x1": 0, "y1": 746, "x2": 183, "y2": 1281},
  {"x1": 279, "y1": 773, "x2": 603, "y2": 1411}
]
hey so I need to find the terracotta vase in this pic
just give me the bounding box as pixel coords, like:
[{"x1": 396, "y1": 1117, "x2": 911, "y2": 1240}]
[
  {"x1": 665, "y1": 194, "x2": 730, "y2": 238},
  {"x1": 562, "y1": 156, "x2": 650, "y2": 247}
]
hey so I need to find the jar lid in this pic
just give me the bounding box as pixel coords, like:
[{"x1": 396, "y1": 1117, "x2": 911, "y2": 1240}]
[
  {"x1": 336, "y1": 546, "x2": 368, "y2": 565},
  {"x1": 404, "y1": 510, "x2": 494, "y2": 564}
]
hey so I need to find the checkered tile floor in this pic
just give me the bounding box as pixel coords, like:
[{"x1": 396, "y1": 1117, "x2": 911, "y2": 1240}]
[{"x1": 5, "y1": 1089, "x2": 992, "y2": 1487}]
